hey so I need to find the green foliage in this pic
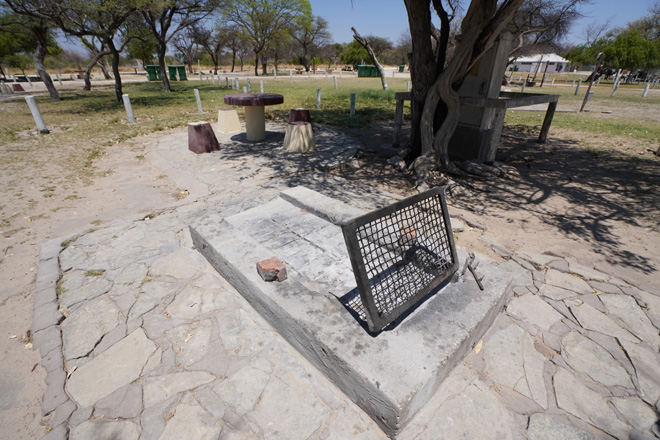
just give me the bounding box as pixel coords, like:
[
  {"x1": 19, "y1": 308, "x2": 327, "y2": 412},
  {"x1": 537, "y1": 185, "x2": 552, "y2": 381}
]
[
  {"x1": 604, "y1": 31, "x2": 660, "y2": 70},
  {"x1": 340, "y1": 41, "x2": 369, "y2": 65}
]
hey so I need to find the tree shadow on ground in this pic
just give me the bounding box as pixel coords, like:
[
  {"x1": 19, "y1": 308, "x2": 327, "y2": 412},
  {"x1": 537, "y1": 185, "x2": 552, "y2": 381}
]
[{"x1": 470, "y1": 128, "x2": 659, "y2": 276}]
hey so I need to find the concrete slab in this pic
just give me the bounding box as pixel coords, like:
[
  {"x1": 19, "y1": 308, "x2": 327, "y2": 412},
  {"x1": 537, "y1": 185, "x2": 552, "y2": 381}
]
[{"x1": 190, "y1": 187, "x2": 512, "y2": 437}]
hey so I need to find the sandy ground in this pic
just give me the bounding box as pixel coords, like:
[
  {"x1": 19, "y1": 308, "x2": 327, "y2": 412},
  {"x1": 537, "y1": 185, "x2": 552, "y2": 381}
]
[{"x1": 1, "y1": 83, "x2": 659, "y2": 438}]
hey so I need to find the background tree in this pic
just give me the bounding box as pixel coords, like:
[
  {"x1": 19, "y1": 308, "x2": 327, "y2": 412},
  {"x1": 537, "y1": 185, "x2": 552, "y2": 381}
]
[
  {"x1": 79, "y1": 36, "x2": 112, "y2": 91},
  {"x1": 292, "y1": 15, "x2": 330, "y2": 71},
  {"x1": 0, "y1": 4, "x2": 61, "y2": 100},
  {"x1": 508, "y1": 0, "x2": 587, "y2": 59},
  {"x1": 339, "y1": 40, "x2": 369, "y2": 65},
  {"x1": 394, "y1": 30, "x2": 412, "y2": 65},
  {"x1": 171, "y1": 28, "x2": 198, "y2": 73},
  {"x1": 141, "y1": 0, "x2": 219, "y2": 92},
  {"x1": 222, "y1": 0, "x2": 309, "y2": 75},
  {"x1": 191, "y1": 22, "x2": 228, "y2": 74}
]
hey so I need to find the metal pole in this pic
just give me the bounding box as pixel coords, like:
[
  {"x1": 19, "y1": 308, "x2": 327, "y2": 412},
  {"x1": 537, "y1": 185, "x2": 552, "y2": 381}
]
[
  {"x1": 24, "y1": 96, "x2": 49, "y2": 133},
  {"x1": 350, "y1": 93, "x2": 356, "y2": 117},
  {"x1": 316, "y1": 88, "x2": 321, "y2": 109},
  {"x1": 122, "y1": 94, "x2": 136, "y2": 123},
  {"x1": 194, "y1": 89, "x2": 203, "y2": 113}
]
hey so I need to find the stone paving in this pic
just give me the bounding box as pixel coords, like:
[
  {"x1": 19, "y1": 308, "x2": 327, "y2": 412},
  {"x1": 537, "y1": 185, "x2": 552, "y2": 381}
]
[{"x1": 32, "y1": 122, "x2": 660, "y2": 439}]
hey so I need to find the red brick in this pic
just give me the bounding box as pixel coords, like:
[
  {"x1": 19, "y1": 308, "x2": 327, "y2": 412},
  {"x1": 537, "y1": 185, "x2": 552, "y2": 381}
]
[{"x1": 256, "y1": 257, "x2": 287, "y2": 282}]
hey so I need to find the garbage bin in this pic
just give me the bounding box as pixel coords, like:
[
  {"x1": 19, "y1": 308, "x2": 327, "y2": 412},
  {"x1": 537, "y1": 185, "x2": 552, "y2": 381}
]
[
  {"x1": 357, "y1": 65, "x2": 381, "y2": 78},
  {"x1": 398, "y1": 65, "x2": 405, "y2": 73},
  {"x1": 146, "y1": 65, "x2": 161, "y2": 81},
  {"x1": 167, "y1": 65, "x2": 187, "y2": 81}
]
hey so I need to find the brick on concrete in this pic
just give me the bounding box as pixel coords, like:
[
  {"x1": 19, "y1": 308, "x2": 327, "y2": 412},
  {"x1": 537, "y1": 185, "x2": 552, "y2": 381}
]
[{"x1": 256, "y1": 257, "x2": 287, "y2": 282}]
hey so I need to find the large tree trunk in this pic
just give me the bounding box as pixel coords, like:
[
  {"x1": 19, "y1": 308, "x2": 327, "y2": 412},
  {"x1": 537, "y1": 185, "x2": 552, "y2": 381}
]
[
  {"x1": 414, "y1": 0, "x2": 525, "y2": 173},
  {"x1": 403, "y1": 0, "x2": 437, "y2": 159},
  {"x1": 83, "y1": 50, "x2": 110, "y2": 91},
  {"x1": 32, "y1": 27, "x2": 59, "y2": 101},
  {"x1": 157, "y1": 42, "x2": 171, "y2": 92},
  {"x1": 351, "y1": 27, "x2": 388, "y2": 90}
]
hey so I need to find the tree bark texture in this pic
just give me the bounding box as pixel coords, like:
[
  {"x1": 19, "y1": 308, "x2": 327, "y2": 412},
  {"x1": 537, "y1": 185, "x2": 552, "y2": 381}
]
[
  {"x1": 83, "y1": 50, "x2": 111, "y2": 91},
  {"x1": 32, "y1": 27, "x2": 59, "y2": 101},
  {"x1": 351, "y1": 27, "x2": 388, "y2": 90}
]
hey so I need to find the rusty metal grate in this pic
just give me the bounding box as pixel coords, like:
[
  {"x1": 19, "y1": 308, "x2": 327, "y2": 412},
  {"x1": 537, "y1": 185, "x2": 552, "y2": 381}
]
[{"x1": 341, "y1": 187, "x2": 458, "y2": 332}]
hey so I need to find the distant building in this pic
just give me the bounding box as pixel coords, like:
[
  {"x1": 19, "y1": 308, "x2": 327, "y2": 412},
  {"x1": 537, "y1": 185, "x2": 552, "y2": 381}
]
[{"x1": 508, "y1": 53, "x2": 570, "y2": 73}]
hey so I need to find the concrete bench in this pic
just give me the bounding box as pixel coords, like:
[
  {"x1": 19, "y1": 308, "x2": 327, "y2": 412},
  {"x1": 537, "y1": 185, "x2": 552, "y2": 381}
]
[{"x1": 283, "y1": 121, "x2": 315, "y2": 153}]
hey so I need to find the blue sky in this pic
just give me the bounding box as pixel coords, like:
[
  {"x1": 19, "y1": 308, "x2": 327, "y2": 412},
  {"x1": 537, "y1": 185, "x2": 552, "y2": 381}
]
[{"x1": 309, "y1": 0, "x2": 658, "y2": 45}]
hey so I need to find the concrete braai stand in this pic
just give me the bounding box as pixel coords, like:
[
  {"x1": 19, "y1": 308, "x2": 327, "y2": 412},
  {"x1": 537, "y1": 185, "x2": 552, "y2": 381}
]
[{"x1": 224, "y1": 93, "x2": 284, "y2": 141}]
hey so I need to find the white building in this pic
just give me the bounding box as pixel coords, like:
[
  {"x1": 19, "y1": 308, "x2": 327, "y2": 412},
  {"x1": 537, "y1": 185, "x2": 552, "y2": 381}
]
[{"x1": 508, "y1": 53, "x2": 570, "y2": 73}]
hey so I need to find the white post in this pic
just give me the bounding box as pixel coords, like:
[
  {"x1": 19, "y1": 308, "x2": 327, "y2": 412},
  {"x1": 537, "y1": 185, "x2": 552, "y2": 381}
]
[
  {"x1": 25, "y1": 96, "x2": 49, "y2": 133},
  {"x1": 339, "y1": 70, "x2": 342, "y2": 78},
  {"x1": 613, "y1": 69, "x2": 622, "y2": 88},
  {"x1": 350, "y1": 93, "x2": 356, "y2": 117},
  {"x1": 242, "y1": 86, "x2": 247, "y2": 93},
  {"x1": 225, "y1": 77, "x2": 229, "y2": 88},
  {"x1": 260, "y1": 80, "x2": 264, "y2": 93},
  {"x1": 642, "y1": 82, "x2": 650, "y2": 97},
  {"x1": 56, "y1": 73, "x2": 62, "y2": 85},
  {"x1": 611, "y1": 81, "x2": 619, "y2": 97},
  {"x1": 325, "y1": 70, "x2": 328, "y2": 78},
  {"x1": 521, "y1": 81, "x2": 526, "y2": 93},
  {"x1": 194, "y1": 89, "x2": 203, "y2": 113},
  {"x1": 206, "y1": 74, "x2": 209, "y2": 83},
  {"x1": 25, "y1": 72, "x2": 32, "y2": 86},
  {"x1": 122, "y1": 94, "x2": 136, "y2": 123},
  {"x1": 247, "y1": 77, "x2": 251, "y2": 92},
  {"x1": 290, "y1": 69, "x2": 293, "y2": 77},
  {"x1": 596, "y1": 77, "x2": 600, "y2": 86},
  {"x1": 392, "y1": 70, "x2": 395, "y2": 78},
  {"x1": 274, "y1": 69, "x2": 277, "y2": 79},
  {"x1": 406, "y1": 81, "x2": 410, "y2": 91},
  {"x1": 307, "y1": 71, "x2": 310, "y2": 78},
  {"x1": 574, "y1": 78, "x2": 581, "y2": 95},
  {"x1": 316, "y1": 88, "x2": 321, "y2": 109},
  {"x1": 551, "y1": 78, "x2": 555, "y2": 86},
  {"x1": 333, "y1": 76, "x2": 338, "y2": 90},
  {"x1": 235, "y1": 78, "x2": 240, "y2": 90},
  {"x1": 198, "y1": 60, "x2": 201, "y2": 81}
]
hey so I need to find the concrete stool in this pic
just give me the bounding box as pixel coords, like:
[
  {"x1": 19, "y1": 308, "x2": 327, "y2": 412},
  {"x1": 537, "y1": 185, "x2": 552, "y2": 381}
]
[
  {"x1": 288, "y1": 108, "x2": 311, "y2": 124},
  {"x1": 188, "y1": 121, "x2": 221, "y2": 154},
  {"x1": 283, "y1": 121, "x2": 315, "y2": 153},
  {"x1": 217, "y1": 108, "x2": 241, "y2": 133}
]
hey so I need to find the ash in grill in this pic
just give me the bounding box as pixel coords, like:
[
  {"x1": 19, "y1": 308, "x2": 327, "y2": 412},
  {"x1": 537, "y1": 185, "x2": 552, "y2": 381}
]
[{"x1": 342, "y1": 188, "x2": 459, "y2": 333}]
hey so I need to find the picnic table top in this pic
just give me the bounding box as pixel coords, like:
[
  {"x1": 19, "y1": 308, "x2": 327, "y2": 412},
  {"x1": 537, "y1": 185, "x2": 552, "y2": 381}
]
[{"x1": 224, "y1": 93, "x2": 284, "y2": 106}]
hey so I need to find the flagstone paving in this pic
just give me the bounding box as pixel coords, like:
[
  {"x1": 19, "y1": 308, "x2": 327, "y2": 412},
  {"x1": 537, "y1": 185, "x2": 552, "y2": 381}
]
[{"x1": 33, "y1": 123, "x2": 660, "y2": 439}]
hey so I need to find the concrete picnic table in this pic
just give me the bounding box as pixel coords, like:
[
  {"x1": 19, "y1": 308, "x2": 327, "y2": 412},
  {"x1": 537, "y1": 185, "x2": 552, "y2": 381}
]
[{"x1": 224, "y1": 93, "x2": 284, "y2": 141}]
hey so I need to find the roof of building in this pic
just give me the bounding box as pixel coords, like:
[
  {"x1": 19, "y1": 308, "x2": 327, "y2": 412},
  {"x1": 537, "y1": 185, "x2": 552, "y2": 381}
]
[{"x1": 513, "y1": 53, "x2": 569, "y2": 63}]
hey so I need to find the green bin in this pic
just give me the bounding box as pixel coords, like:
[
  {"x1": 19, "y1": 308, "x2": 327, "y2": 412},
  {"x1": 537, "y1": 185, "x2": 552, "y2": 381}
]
[
  {"x1": 145, "y1": 65, "x2": 161, "y2": 81},
  {"x1": 398, "y1": 65, "x2": 405, "y2": 73},
  {"x1": 167, "y1": 65, "x2": 187, "y2": 81},
  {"x1": 357, "y1": 65, "x2": 381, "y2": 78}
]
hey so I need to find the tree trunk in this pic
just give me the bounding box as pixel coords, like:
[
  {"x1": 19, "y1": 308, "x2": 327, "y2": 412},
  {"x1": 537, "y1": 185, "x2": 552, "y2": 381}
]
[
  {"x1": 83, "y1": 51, "x2": 110, "y2": 91},
  {"x1": 231, "y1": 49, "x2": 236, "y2": 72},
  {"x1": 351, "y1": 27, "x2": 388, "y2": 90},
  {"x1": 32, "y1": 27, "x2": 59, "y2": 101},
  {"x1": 403, "y1": 0, "x2": 437, "y2": 159},
  {"x1": 107, "y1": 42, "x2": 123, "y2": 103},
  {"x1": 254, "y1": 51, "x2": 259, "y2": 76},
  {"x1": 157, "y1": 42, "x2": 171, "y2": 92}
]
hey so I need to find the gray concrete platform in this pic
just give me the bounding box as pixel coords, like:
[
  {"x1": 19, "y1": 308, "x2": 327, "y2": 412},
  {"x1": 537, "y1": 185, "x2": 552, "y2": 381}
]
[{"x1": 190, "y1": 187, "x2": 513, "y2": 437}]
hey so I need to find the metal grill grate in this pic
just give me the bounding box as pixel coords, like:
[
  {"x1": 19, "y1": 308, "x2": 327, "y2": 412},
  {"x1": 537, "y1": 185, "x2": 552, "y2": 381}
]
[{"x1": 342, "y1": 187, "x2": 458, "y2": 332}]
